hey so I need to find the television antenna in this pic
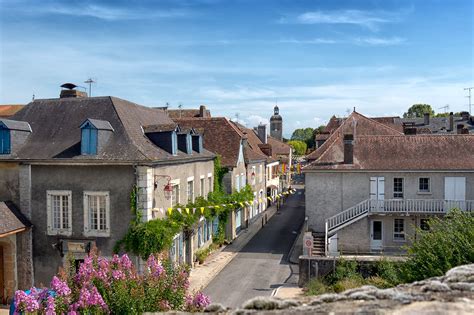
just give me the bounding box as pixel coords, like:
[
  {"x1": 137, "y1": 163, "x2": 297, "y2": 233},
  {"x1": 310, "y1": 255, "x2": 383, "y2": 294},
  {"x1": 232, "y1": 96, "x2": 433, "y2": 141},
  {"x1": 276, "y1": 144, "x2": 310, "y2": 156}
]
[
  {"x1": 84, "y1": 78, "x2": 96, "y2": 97},
  {"x1": 439, "y1": 104, "x2": 449, "y2": 114},
  {"x1": 464, "y1": 87, "x2": 474, "y2": 114}
]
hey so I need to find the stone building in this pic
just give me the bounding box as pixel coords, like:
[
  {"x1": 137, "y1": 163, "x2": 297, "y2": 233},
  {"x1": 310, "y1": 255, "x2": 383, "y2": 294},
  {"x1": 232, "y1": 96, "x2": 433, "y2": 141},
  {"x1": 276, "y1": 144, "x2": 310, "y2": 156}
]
[
  {"x1": 303, "y1": 111, "x2": 474, "y2": 255},
  {"x1": 0, "y1": 86, "x2": 215, "y2": 288},
  {"x1": 270, "y1": 105, "x2": 283, "y2": 141}
]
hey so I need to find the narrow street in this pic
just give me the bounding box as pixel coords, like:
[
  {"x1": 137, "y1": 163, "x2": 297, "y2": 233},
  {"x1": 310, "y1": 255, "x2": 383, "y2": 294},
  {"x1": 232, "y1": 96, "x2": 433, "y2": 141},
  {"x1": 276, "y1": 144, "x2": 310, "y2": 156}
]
[{"x1": 203, "y1": 186, "x2": 305, "y2": 308}]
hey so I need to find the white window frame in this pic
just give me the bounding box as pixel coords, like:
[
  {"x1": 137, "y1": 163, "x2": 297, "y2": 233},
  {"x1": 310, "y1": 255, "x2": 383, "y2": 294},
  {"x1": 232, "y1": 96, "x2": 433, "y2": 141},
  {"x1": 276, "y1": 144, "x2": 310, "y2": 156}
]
[
  {"x1": 208, "y1": 174, "x2": 213, "y2": 194},
  {"x1": 235, "y1": 174, "x2": 240, "y2": 192},
  {"x1": 393, "y1": 177, "x2": 404, "y2": 199},
  {"x1": 418, "y1": 177, "x2": 431, "y2": 193},
  {"x1": 200, "y1": 175, "x2": 205, "y2": 197},
  {"x1": 259, "y1": 165, "x2": 263, "y2": 183},
  {"x1": 393, "y1": 218, "x2": 405, "y2": 241},
  {"x1": 47, "y1": 190, "x2": 72, "y2": 236},
  {"x1": 187, "y1": 179, "x2": 194, "y2": 203},
  {"x1": 83, "y1": 191, "x2": 110, "y2": 237}
]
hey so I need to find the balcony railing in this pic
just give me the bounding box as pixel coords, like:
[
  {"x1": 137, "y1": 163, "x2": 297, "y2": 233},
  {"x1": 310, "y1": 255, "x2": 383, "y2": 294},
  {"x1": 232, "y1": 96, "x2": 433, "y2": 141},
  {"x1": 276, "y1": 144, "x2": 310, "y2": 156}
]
[{"x1": 370, "y1": 199, "x2": 474, "y2": 213}]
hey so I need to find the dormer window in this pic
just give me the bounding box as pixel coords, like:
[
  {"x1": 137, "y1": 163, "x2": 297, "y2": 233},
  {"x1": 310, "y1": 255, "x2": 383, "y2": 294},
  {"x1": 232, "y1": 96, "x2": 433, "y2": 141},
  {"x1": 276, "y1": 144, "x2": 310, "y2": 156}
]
[
  {"x1": 0, "y1": 124, "x2": 11, "y2": 154},
  {"x1": 81, "y1": 122, "x2": 98, "y2": 155},
  {"x1": 143, "y1": 124, "x2": 180, "y2": 156},
  {"x1": 80, "y1": 118, "x2": 114, "y2": 156}
]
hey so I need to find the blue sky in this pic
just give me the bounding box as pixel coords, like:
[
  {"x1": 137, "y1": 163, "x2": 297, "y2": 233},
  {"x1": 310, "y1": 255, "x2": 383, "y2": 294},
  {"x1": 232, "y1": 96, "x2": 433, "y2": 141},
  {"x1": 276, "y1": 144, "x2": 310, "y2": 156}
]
[{"x1": 0, "y1": 0, "x2": 472, "y2": 136}]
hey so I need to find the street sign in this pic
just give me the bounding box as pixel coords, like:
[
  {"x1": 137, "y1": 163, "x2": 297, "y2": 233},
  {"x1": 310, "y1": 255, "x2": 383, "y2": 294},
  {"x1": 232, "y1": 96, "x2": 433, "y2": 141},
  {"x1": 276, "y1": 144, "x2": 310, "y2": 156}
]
[{"x1": 303, "y1": 232, "x2": 313, "y2": 257}]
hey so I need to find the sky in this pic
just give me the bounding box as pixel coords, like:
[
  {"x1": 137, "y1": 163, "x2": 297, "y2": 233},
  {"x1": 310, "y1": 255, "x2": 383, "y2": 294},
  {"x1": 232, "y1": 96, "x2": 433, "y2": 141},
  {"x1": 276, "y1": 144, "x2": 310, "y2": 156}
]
[{"x1": 0, "y1": 0, "x2": 473, "y2": 137}]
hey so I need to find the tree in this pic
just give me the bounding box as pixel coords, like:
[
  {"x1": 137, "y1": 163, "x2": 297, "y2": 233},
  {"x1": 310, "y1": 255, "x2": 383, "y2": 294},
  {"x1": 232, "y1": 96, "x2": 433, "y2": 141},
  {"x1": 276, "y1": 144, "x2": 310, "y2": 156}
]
[
  {"x1": 291, "y1": 127, "x2": 315, "y2": 149},
  {"x1": 288, "y1": 140, "x2": 307, "y2": 156},
  {"x1": 403, "y1": 104, "x2": 435, "y2": 118}
]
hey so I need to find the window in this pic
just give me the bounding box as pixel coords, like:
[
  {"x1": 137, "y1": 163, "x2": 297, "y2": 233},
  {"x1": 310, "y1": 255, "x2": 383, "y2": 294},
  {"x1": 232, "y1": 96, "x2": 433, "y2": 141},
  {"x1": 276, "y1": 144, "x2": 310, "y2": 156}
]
[
  {"x1": 394, "y1": 219, "x2": 405, "y2": 241},
  {"x1": 259, "y1": 165, "x2": 263, "y2": 183},
  {"x1": 84, "y1": 192, "x2": 110, "y2": 237},
  {"x1": 235, "y1": 175, "x2": 240, "y2": 192},
  {"x1": 240, "y1": 173, "x2": 245, "y2": 189},
  {"x1": 81, "y1": 123, "x2": 98, "y2": 155},
  {"x1": 420, "y1": 218, "x2": 430, "y2": 231},
  {"x1": 170, "y1": 233, "x2": 184, "y2": 264},
  {"x1": 200, "y1": 177, "x2": 205, "y2": 197},
  {"x1": 208, "y1": 176, "x2": 213, "y2": 194},
  {"x1": 0, "y1": 125, "x2": 11, "y2": 154},
  {"x1": 171, "y1": 184, "x2": 180, "y2": 207},
  {"x1": 393, "y1": 178, "x2": 404, "y2": 198},
  {"x1": 187, "y1": 180, "x2": 194, "y2": 202},
  {"x1": 212, "y1": 217, "x2": 219, "y2": 235},
  {"x1": 419, "y1": 178, "x2": 430, "y2": 192},
  {"x1": 47, "y1": 191, "x2": 72, "y2": 236}
]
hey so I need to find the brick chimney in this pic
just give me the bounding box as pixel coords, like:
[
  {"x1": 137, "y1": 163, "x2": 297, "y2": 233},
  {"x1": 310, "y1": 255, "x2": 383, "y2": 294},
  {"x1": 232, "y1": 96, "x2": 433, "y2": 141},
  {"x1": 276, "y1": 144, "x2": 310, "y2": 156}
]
[
  {"x1": 424, "y1": 112, "x2": 430, "y2": 125},
  {"x1": 343, "y1": 134, "x2": 354, "y2": 164},
  {"x1": 60, "y1": 83, "x2": 87, "y2": 98},
  {"x1": 199, "y1": 105, "x2": 209, "y2": 118},
  {"x1": 256, "y1": 124, "x2": 267, "y2": 144}
]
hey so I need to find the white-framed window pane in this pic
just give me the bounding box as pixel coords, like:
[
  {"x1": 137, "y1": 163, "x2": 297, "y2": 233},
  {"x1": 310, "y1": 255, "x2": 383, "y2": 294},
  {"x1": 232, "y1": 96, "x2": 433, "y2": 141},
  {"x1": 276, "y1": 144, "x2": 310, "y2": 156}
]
[
  {"x1": 48, "y1": 191, "x2": 71, "y2": 235},
  {"x1": 208, "y1": 177, "x2": 212, "y2": 193},
  {"x1": 85, "y1": 193, "x2": 109, "y2": 233},
  {"x1": 172, "y1": 185, "x2": 179, "y2": 206},
  {"x1": 419, "y1": 178, "x2": 430, "y2": 192},
  {"x1": 393, "y1": 178, "x2": 404, "y2": 198},
  {"x1": 394, "y1": 219, "x2": 405, "y2": 240},
  {"x1": 187, "y1": 181, "x2": 194, "y2": 202},
  {"x1": 99, "y1": 195, "x2": 106, "y2": 230},
  {"x1": 52, "y1": 195, "x2": 61, "y2": 229},
  {"x1": 200, "y1": 178, "x2": 205, "y2": 197}
]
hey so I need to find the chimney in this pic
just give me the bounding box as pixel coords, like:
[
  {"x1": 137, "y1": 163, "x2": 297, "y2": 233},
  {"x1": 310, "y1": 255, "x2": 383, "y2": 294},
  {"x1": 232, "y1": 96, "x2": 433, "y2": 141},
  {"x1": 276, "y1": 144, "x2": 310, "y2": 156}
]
[
  {"x1": 60, "y1": 83, "x2": 87, "y2": 98},
  {"x1": 461, "y1": 127, "x2": 469, "y2": 134},
  {"x1": 256, "y1": 124, "x2": 267, "y2": 144},
  {"x1": 461, "y1": 111, "x2": 470, "y2": 121},
  {"x1": 423, "y1": 112, "x2": 430, "y2": 125},
  {"x1": 449, "y1": 112, "x2": 454, "y2": 131},
  {"x1": 343, "y1": 134, "x2": 354, "y2": 164},
  {"x1": 457, "y1": 124, "x2": 464, "y2": 134},
  {"x1": 199, "y1": 105, "x2": 209, "y2": 118}
]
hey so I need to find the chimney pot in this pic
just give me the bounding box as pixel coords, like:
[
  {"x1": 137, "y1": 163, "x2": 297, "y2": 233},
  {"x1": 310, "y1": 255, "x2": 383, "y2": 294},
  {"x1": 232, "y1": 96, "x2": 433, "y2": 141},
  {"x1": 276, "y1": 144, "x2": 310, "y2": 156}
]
[{"x1": 343, "y1": 134, "x2": 354, "y2": 164}]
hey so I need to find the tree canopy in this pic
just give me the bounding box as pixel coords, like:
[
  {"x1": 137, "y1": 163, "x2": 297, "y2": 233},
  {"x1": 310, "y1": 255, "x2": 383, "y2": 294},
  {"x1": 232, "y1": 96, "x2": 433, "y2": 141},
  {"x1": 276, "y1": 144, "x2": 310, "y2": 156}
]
[
  {"x1": 288, "y1": 140, "x2": 307, "y2": 155},
  {"x1": 403, "y1": 104, "x2": 435, "y2": 118}
]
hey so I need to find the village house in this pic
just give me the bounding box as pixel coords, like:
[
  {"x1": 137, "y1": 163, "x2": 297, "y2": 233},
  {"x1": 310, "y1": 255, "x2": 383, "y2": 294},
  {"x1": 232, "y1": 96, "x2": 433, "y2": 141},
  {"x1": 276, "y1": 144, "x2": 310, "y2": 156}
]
[
  {"x1": 0, "y1": 85, "x2": 215, "y2": 292},
  {"x1": 174, "y1": 117, "x2": 260, "y2": 239},
  {"x1": 304, "y1": 111, "x2": 474, "y2": 256}
]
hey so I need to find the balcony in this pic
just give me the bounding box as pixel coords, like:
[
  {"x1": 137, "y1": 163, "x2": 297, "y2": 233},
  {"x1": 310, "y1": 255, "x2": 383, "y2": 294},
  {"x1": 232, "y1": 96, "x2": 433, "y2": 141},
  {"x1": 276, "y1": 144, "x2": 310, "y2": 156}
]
[{"x1": 370, "y1": 199, "x2": 474, "y2": 214}]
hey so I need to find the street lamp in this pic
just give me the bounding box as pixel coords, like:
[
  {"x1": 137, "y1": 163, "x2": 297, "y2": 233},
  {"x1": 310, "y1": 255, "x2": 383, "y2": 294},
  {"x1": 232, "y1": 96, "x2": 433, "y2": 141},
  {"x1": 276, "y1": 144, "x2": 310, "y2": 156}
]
[{"x1": 154, "y1": 175, "x2": 173, "y2": 200}]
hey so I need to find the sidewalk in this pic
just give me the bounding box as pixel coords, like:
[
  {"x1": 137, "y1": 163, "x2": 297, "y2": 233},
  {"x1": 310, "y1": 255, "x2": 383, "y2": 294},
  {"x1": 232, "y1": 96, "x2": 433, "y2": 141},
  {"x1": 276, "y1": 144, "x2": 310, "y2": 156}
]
[{"x1": 188, "y1": 204, "x2": 278, "y2": 293}]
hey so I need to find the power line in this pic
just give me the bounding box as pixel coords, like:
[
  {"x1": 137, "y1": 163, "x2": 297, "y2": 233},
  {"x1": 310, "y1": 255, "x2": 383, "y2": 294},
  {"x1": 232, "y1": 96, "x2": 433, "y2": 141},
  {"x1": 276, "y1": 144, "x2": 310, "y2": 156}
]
[{"x1": 464, "y1": 87, "x2": 474, "y2": 114}]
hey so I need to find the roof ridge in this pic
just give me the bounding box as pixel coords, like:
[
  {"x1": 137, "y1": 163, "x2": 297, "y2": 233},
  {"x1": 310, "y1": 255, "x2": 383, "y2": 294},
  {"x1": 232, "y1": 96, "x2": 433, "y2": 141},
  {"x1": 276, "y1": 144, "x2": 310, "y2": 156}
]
[{"x1": 353, "y1": 111, "x2": 403, "y2": 135}]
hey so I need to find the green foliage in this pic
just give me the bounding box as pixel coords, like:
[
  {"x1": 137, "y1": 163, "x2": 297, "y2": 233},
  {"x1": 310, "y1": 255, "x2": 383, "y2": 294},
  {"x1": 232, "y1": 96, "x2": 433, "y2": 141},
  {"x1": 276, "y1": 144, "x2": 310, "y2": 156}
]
[
  {"x1": 305, "y1": 278, "x2": 331, "y2": 296},
  {"x1": 287, "y1": 140, "x2": 307, "y2": 155},
  {"x1": 213, "y1": 155, "x2": 227, "y2": 193},
  {"x1": 291, "y1": 127, "x2": 315, "y2": 149},
  {"x1": 116, "y1": 157, "x2": 254, "y2": 259},
  {"x1": 195, "y1": 247, "x2": 212, "y2": 264},
  {"x1": 434, "y1": 111, "x2": 462, "y2": 117},
  {"x1": 401, "y1": 210, "x2": 474, "y2": 282},
  {"x1": 403, "y1": 104, "x2": 434, "y2": 118},
  {"x1": 374, "y1": 258, "x2": 402, "y2": 286}
]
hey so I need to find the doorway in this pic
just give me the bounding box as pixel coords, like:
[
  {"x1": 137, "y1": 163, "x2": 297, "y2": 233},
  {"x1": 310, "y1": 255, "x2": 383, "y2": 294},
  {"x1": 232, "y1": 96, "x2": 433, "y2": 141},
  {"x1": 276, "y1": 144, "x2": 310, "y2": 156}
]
[
  {"x1": 370, "y1": 177, "x2": 385, "y2": 212},
  {"x1": 370, "y1": 220, "x2": 383, "y2": 250}
]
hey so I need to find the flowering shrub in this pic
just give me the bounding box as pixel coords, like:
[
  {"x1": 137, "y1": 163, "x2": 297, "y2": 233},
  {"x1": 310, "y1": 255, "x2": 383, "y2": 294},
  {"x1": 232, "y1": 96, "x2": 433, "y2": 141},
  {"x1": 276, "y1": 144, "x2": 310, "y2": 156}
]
[{"x1": 14, "y1": 249, "x2": 210, "y2": 314}]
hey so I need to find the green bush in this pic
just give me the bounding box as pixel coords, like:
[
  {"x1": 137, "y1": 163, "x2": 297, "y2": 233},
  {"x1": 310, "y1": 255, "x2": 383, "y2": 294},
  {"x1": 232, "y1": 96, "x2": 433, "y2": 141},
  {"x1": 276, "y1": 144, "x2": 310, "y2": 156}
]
[
  {"x1": 195, "y1": 247, "x2": 211, "y2": 264},
  {"x1": 402, "y1": 210, "x2": 474, "y2": 282},
  {"x1": 373, "y1": 259, "x2": 402, "y2": 286},
  {"x1": 305, "y1": 278, "x2": 331, "y2": 296},
  {"x1": 332, "y1": 277, "x2": 365, "y2": 293}
]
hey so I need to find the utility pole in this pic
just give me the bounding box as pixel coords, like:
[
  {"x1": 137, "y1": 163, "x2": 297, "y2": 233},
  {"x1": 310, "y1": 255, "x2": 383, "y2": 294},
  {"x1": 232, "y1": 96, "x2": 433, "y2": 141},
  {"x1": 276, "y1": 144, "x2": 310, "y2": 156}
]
[{"x1": 464, "y1": 87, "x2": 474, "y2": 114}]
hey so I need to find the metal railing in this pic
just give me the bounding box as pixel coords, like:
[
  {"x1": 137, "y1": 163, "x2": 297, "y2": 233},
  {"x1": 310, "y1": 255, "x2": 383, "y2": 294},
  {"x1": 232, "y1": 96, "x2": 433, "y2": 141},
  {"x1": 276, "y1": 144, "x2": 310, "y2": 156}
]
[
  {"x1": 370, "y1": 199, "x2": 474, "y2": 213},
  {"x1": 326, "y1": 199, "x2": 371, "y2": 232}
]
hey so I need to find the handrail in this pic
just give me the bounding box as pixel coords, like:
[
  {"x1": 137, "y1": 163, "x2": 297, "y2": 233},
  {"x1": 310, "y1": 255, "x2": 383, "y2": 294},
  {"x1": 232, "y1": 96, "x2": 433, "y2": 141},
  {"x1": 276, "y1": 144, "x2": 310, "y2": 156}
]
[
  {"x1": 326, "y1": 199, "x2": 371, "y2": 231},
  {"x1": 370, "y1": 199, "x2": 474, "y2": 213}
]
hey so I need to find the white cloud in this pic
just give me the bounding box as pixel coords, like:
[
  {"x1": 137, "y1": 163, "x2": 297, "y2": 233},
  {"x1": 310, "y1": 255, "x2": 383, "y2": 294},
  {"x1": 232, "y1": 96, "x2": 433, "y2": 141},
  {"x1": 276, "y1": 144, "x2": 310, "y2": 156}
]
[{"x1": 355, "y1": 37, "x2": 406, "y2": 46}]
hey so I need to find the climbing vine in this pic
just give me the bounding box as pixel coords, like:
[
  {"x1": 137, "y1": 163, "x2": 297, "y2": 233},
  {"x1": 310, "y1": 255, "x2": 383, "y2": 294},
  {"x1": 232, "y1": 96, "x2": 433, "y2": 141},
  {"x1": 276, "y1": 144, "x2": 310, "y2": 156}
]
[{"x1": 115, "y1": 158, "x2": 254, "y2": 260}]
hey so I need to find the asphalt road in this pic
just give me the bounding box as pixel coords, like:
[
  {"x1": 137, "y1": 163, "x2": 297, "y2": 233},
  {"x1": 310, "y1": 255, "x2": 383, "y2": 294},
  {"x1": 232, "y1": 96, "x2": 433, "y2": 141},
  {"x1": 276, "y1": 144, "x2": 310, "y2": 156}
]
[{"x1": 203, "y1": 187, "x2": 305, "y2": 308}]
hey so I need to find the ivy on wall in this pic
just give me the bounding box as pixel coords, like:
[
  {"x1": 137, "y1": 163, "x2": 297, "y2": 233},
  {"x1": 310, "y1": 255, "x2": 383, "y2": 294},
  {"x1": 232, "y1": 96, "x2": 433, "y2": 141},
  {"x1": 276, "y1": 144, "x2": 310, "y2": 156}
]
[{"x1": 115, "y1": 156, "x2": 254, "y2": 259}]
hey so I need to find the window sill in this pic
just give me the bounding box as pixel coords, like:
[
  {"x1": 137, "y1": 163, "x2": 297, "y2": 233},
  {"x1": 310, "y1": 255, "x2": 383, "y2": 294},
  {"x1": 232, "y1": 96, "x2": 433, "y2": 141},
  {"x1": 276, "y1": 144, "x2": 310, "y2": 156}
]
[
  {"x1": 83, "y1": 231, "x2": 110, "y2": 238},
  {"x1": 393, "y1": 238, "x2": 406, "y2": 242},
  {"x1": 417, "y1": 191, "x2": 432, "y2": 195},
  {"x1": 47, "y1": 230, "x2": 72, "y2": 237}
]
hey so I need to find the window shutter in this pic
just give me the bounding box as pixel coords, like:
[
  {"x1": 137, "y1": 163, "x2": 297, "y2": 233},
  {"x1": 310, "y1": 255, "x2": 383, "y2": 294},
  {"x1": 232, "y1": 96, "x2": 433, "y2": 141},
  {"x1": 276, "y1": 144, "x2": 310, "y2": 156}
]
[
  {"x1": 67, "y1": 191, "x2": 72, "y2": 231},
  {"x1": 83, "y1": 193, "x2": 89, "y2": 231},
  {"x1": 90, "y1": 128, "x2": 98, "y2": 155},
  {"x1": 81, "y1": 128, "x2": 90, "y2": 154},
  {"x1": 46, "y1": 192, "x2": 52, "y2": 229}
]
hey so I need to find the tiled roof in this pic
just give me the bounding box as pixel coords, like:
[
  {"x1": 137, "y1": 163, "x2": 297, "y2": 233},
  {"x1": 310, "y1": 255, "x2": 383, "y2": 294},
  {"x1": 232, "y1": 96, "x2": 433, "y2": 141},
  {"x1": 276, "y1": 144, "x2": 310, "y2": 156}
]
[
  {"x1": 230, "y1": 122, "x2": 272, "y2": 163},
  {"x1": 5, "y1": 96, "x2": 213, "y2": 162},
  {"x1": 174, "y1": 117, "x2": 243, "y2": 168},
  {"x1": 0, "y1": 105, "x2": 24, "y2": 118},
  {"x1": 167, "y1": 109, "x2": 211, "y2": 119},
  {"x1": 0, "y1": 201, "x2": 32, "y2": 236},
  {"x1": 305, "y1": 134, "x2": 474, "y2": 171},
  {"x1": 307, "y1": 111, "x2": 403, "y2": 161},
  {"x1": 268, "y1": 136, "x2": 291, "y2": 156},
  {"x1": 401, "y1": 116, "x2": 474, "y2": 134}
]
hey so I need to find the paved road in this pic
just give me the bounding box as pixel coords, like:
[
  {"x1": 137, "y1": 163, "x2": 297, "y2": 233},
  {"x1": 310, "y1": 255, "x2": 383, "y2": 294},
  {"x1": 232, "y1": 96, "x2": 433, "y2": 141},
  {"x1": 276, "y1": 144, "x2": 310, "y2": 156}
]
[{"x1": 203, "y1": 188, "x2": 305, "y2": 308}]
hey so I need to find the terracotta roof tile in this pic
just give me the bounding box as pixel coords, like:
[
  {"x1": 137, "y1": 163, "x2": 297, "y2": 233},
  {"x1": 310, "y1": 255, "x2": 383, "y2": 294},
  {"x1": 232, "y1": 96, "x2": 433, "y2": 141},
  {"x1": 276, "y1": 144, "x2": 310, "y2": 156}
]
[
  {"x1": 0, "y1": 201, "x2": 31, "y2": 236},
  {"x1": 0, "y1": 105, "x2": 25, "y2": 118}
]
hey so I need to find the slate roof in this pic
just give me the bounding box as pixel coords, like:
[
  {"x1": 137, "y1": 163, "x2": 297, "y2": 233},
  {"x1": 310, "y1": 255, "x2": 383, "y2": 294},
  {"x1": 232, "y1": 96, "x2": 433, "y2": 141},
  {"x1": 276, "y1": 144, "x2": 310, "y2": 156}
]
[
  {"x1": 0, "y1": 118, "x2": 32, "y2": 132},
  {"x1": 174, "y1": 117, "x2": 244, "y2": 168},
  {"x1": 0, "y1": 201, "x2": 32, "y2": 236},
  {"x1": 0, "y1": 105, "x2": 25, "y2": 118},
  {"x1": 84, "y1": 118, "x2": 115, "y2": 131},
  {"x1": 307, "y1": 111, "x2": 403, "y2": 161},
  {"x1": 5, "y1": 96, "x2": 214, "y2": 163},
  {"x1": 305, "y1": 134, "x2": 474, "y2": 171},
  {"x1": 401, "y1": 116, "x2": 474, "y2": 134}
]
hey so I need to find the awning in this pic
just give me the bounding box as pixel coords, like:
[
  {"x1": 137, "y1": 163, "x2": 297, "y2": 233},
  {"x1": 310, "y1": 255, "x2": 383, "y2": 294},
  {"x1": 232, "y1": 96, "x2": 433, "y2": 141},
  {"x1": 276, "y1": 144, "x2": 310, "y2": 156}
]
[{"x1": 0, "y1": 201, "x2": 32, "y2": 238}]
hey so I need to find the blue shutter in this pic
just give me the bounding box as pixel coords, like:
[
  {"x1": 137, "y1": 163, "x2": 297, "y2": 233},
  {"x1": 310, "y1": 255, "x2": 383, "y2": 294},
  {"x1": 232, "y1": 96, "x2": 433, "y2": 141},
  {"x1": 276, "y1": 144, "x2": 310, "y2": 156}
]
[
  {"x1": 90, "y1": 128, "x2": 98, "y2": 154},
  {"x1": 81, "y1": 128, "x2": 90, "y2": 154},
  {"x1": 198, "y1": 135, "x2": 203, "y2": 153},
  {"x1": 171, "y1": 131, "x2": 177, "y2": 155},
  {"x1": 0, "y1": 127, "x2": 11, "y2": 154},
  {"x1": 187, "y1": 134, "x2": 192, "y2": 154}
]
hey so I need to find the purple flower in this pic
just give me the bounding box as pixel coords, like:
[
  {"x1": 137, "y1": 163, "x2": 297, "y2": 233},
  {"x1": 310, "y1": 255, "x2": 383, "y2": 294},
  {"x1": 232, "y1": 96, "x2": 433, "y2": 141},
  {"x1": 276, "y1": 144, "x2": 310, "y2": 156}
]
[
  {"x1": 146, "y1": 255, "x2": 165, "y2": 278},
  {"x1": 112, "y1": 269, "x2": 125, "y2": 280},
  {"x1": 193, "y1": 292, "x2": 211, "y2": 309},
  {"x1": 51, "y1": 276, "x2": 71, "y2": 296},
  {"x1": 45, "y1": 295, "x2": 56, "y2": 315},
  {"x1": 120, "y1": 254, "x2": 133, "y2": 270},
  {"x1": 14, "y1": 289, "x2": 40, "y2": 313}
]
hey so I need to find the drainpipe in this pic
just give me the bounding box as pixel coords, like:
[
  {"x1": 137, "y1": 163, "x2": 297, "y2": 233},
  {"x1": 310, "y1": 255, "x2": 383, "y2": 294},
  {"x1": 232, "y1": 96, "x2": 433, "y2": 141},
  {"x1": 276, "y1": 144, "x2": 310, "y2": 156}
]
[{"x1": 325, "y1": 221, "x2": 328, "y2": 257}]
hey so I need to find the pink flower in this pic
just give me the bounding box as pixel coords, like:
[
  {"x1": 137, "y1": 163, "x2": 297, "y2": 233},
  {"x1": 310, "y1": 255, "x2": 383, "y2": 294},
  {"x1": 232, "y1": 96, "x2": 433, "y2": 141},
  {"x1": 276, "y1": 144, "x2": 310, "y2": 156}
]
[
  {"x1": 147, "y1": 255, "x2": 165, "y2": 278},
  {"x1": 45, "y1": 295, "x2": 56, "y2": 315},
  {"x1": 14, "y1": 289, "x2": 40, "y2": 313},
  {"x1": 120, "y1": 254, "x2": 133, "y2": 270},
  {"x1": 112, "y1": 269, "x2": 125, "y2": 280},
  {"x1": 51, "y1": 276, "x2": 71, "y2": 296}
]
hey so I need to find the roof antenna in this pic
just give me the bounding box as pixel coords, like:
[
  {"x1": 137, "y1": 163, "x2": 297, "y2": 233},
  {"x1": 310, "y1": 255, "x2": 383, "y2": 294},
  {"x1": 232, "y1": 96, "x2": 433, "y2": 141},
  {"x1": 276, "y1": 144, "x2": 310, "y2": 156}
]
[
  {"x1": 32, "y1": 93, "x2": 35, "y2": 101},
  {"x1": 178, "y1": 103, "x2": 183, "y2": 118},
  {"x1": 84, "y1": 78, "x2": 96, "y2": 97}
]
